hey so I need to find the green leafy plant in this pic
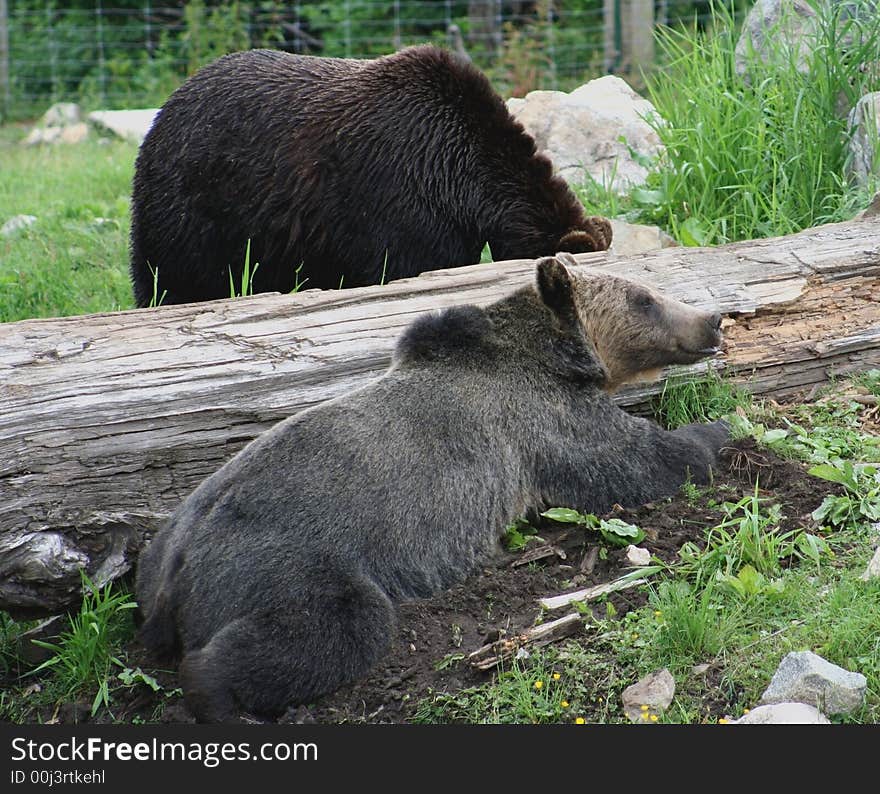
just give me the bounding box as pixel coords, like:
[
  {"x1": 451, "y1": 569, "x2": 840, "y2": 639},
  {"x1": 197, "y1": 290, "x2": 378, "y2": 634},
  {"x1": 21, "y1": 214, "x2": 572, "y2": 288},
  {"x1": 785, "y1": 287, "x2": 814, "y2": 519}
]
[
  {"x1": 678, "y1": 483, "x2": 797, "y2": 584},
  {"x1": 31, "y1": 573, "x2": 138, "y2": 716},
  {"x1": 810, "y1": 461, "x2": 880, "y2": 529},
  {"x1": 541, "y1": 508, "x2": 646, "y2": 547},
  {"x1": 732, "y1": 406, "x2": 879, "y2": 465},
  {"x1": 717, "y1": 563, "x2": 785, "y2": 600},
  {"x1": 504, "y1": 517, "x2": 541, "y2": 551}
]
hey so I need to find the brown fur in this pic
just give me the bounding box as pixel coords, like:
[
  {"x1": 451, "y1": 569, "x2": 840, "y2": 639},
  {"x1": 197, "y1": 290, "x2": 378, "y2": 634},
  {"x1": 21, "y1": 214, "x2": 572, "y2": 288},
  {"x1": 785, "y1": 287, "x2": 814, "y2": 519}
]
[
  {"x1": 555, "y1": 253, "x2": 723, "y2": 391},
  {"x1": 129, "y1": 45, "x2": 612, "y2": 307}
]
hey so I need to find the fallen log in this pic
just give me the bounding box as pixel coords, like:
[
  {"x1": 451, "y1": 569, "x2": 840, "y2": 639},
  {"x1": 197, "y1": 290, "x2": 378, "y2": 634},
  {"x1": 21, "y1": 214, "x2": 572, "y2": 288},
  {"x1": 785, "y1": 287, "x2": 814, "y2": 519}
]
[{"x1": 2, "y1": 212, "x2": 879, "y2": 617}]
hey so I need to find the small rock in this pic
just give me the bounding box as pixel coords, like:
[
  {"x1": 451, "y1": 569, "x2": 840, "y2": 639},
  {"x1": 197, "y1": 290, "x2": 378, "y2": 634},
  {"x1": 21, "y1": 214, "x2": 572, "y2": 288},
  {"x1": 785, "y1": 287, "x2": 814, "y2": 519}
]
[
  {"x1": 1, "y1": 214, "x2": 37, "y2": 236},
  {"x1": 691, "y1": 663, "x2": 711, "y2": 676},
  {"x1": 760, "y1": 650, "x2": 866, "y2": 716},
  {"x1": 621, "y1": 668, "x2": 675, "y2": 723},
  {"x1": 42, "y1": 102, "x2": 81, "y2": 127},
  {"x1": 609, "y1": 219, "x2": 679, "y2": 256},
  {"x1": 22, "y1": 102, "x2": 86, "y2": 146},
  {"x1": 624, "y1": 544, "x2": 652, "y2": 567},
  {"x1": 59, "y1": 122, "x2": 89, "y2": 145},
  {"x1": 730, "y1": 702, "x2": 830, "y2": 724},
  {"x1": 860, "y1": 546, "x2": 880, "y2": 581}
]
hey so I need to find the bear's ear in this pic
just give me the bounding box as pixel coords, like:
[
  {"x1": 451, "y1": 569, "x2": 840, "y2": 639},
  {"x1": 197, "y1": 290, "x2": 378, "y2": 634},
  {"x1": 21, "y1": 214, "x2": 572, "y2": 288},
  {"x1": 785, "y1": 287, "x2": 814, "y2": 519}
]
[{"x1": 535, "y1": 256, "x2": 579, "y2": 328}]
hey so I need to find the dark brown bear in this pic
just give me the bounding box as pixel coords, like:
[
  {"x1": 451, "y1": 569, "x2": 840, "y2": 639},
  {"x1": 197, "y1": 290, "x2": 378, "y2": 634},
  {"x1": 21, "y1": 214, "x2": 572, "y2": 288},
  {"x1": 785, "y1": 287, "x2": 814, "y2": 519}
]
[
  {"x1": 134, "y1": 254, "x2": 726, "y2": 722},
  {"x1": 129, "y1": 45, "x2": 611, "y2": 307}
]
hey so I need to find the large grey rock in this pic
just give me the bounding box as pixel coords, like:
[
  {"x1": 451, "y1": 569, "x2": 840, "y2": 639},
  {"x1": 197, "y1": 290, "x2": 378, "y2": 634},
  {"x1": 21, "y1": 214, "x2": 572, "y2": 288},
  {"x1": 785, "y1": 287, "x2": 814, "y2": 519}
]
[
  {"x1": 621, "y1": 668, "x2": 675, "y2": 722},
  {"x1": 760, "y1": 650, "x2": 866, "y2": 715},
  {"x1": 87, "y1": 109, "x2": 159, "y2": 145},
  {"x1": 846, "y1": 92, "x2": 880, "y2": 190},
  {"x1": 735, "y1": 0, "x2": 820, "y2": 75},
  {"x1": 507, "y1": 76, "x2": 664, "y2": 193},
  {"x1": 731, "y1": 702, "x2": 831, "y2": 724},
  {"x1": 735, "y1": 0, "x2": 880, "y2": 76}
]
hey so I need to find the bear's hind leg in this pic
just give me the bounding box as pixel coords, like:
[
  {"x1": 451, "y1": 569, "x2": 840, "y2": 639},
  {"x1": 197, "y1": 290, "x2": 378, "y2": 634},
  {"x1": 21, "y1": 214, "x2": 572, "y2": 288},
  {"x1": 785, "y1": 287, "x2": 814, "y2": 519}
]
[{"x1": 179, "y1": 572, "x2": 396, "y2": 722}]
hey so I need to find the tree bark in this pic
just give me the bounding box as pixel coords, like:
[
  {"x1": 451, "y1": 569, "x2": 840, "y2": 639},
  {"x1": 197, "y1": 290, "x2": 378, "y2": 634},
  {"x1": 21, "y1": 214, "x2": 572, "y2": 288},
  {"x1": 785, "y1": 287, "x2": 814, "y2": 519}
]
[{"x1": 2, "y1": 213, "x2": 879, "y2": 617}]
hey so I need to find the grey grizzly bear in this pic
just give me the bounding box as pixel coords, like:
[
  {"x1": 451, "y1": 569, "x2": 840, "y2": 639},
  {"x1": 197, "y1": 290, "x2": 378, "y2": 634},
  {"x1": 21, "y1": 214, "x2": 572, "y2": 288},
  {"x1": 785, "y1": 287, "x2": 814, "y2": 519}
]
[
  {"x1": 128, "y1": 45, "x2": 612, "y2": 307},
  {"x1": 134, "y1": 254, "x2": 728, "y2": 722}
]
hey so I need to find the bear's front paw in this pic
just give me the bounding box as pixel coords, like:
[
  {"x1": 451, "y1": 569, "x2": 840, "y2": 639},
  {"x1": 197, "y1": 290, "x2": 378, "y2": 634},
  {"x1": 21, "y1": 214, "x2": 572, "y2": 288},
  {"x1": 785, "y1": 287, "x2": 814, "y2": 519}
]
[{"x1": 559, "y1": 217, "x2": 613, "y2": 253}]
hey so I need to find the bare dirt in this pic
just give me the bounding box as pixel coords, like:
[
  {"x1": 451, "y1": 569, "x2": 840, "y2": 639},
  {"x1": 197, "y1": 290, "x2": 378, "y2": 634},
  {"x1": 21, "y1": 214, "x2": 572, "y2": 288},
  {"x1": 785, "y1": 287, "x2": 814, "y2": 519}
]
[{"x1": 44, "y1": 434, "x2": 842, "y2": 726}]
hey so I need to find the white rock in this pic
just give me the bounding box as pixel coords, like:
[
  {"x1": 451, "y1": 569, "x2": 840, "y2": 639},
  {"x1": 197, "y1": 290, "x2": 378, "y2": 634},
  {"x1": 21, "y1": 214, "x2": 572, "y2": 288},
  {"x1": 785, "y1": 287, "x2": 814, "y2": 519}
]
[
  {"x1": 507, "y1": 76, "x2": 664, "y2": 193},
  {"x1": 22, "y1": 126, "x2": 61, "y2": 146},
  {"x1": 860, "y1": 546, "x2": 880, "y2": 581},
  {"x1": 624, "y1": 544, "x2": 652, "y2": 566},
  {"x1": 1, "y1": 214, "x2": 37, "y2": 236},
  {"x1": 846, "y1": 92, "x2": 880, "y2": 191},
  {"x1": 22, "y1": 102, "x2": 88, "y2": 146},
  {"x1": 730, "y1": 702, "x2": 830, "y2": 724},
  {"x1": 760, "y1": 650, "x2": 866, "y2": 715},
  {"x1": 88, "y1": 109, "x2": 159, "y2": 145},
  {"x1": 41, "y1": 102, "x2": 81, "y2": 127},
  {"x1": 609, "y1": 219, "x2": 678, "y2": 256},
  {"x1": 59, "y1": 122, "x2": 89, "y2": 145},
  {"x1": 621, "y1": 668, "x2": 675, "y2": 722}
]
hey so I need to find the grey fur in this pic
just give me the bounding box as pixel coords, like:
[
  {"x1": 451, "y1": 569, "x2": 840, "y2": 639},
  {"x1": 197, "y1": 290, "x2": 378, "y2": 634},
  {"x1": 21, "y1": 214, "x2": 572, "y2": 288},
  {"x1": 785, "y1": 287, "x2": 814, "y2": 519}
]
[{"x1": 135, "y1": 255, "x2": 729, "y2": 722}]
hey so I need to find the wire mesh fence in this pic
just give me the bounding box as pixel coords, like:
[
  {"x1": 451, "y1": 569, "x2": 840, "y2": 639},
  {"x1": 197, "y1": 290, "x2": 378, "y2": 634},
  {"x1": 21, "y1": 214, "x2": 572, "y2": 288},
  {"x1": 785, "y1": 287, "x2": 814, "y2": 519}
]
[{"x1": 0, "y1": 1, "x2": 725, "y2": 120}]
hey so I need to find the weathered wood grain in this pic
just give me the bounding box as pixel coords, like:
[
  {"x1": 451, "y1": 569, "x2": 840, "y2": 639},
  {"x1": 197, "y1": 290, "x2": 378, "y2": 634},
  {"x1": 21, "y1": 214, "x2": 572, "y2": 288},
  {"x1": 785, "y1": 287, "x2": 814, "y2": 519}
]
[{"x1": 2, "y1": 213, "x2": 879, "y2": 617}]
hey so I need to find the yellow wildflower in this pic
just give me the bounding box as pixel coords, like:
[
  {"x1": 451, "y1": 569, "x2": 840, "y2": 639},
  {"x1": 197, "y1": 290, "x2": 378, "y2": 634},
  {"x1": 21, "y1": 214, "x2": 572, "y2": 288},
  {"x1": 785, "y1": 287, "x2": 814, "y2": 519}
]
[
  {"x1": 561, "y1": 701, "x2": 570, "y2": 708},
  {"x1": 575, "y1": 717, "x2": 586, "y2": 724},
  {"x1": 533, "y1": 680, "x2": 543, "y2": 690}
]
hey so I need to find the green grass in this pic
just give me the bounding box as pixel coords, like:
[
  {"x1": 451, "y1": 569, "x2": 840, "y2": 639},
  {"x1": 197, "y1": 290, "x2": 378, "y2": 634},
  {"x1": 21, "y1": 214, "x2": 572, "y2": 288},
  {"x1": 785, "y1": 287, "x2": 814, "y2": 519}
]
[
  {"x1": 0, "y1": 126, "x2": 138, "y2": 322},
  {"x1": 626, "y1": 1, "x2": 880, "y2": 245},
  {"x1": 413, "y1": 643, "x2": 617, "y2": 725},
  {"x1": 653, "y1": 369, "x2": 752, "y2": 428},
  {"x1": 28, "y1": 574, "x2": 138, "y2": 717},
  {"x1": 0, "y1": 574, "x2": 182, "y2": 723}
]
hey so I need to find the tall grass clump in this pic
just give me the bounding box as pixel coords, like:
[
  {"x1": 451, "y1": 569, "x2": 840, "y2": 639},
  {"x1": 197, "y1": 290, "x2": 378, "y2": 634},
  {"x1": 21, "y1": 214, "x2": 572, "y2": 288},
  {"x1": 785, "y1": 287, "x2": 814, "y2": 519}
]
[
  {"x1": 30, "y1": 574, "x2": 138, "y2": 716},
  {"x1": 653, "y1": 369, "x2": 751, "y2": 428},
  {"x1": 641, "y1": 1, "x2": 880, "y2": 245}
]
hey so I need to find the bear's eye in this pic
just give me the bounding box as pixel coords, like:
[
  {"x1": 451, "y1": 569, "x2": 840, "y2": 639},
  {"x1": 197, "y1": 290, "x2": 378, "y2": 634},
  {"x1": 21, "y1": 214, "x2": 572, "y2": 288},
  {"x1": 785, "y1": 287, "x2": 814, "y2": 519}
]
[{"x1": 630, "y1": 289, "x2": 655, "y2": 311}]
